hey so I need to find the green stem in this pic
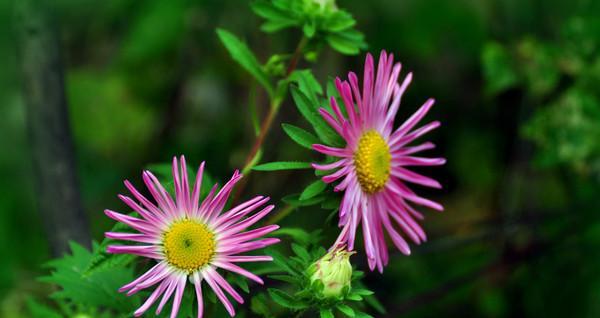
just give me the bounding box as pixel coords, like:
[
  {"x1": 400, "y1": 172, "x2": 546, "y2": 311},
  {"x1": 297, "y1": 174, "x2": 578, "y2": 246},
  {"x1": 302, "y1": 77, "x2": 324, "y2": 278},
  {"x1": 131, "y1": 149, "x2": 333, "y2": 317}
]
[
  {"x1": 233, "y1": 36, "x2": 308, "y2": 203},
  {"x1": 265, "y1": 204, "x2": 294, "y2": 225}
]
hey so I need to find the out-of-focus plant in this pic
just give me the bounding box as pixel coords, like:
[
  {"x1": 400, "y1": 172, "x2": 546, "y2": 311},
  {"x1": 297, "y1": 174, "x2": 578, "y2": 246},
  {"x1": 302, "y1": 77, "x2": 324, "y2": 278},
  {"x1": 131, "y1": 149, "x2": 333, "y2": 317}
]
[{"x1": 482, "y1": 10, "x2": 600, "y2": 179}]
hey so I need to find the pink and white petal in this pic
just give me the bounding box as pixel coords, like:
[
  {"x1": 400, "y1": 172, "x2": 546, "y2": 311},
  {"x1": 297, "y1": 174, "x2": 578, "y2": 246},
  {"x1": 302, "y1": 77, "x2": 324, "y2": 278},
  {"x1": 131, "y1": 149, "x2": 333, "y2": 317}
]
[
  {"x1": 104, "y1": 209, "x2": 159, "y2": 235},
  {"x1": 106, "y1": 245, "x2": 162, "y2": 259},
  {"x1": 222, "y1": 255, "x2": 273, "y2": 263},
  {"x1": 105, "y1": 232, "x2": 159, "y2": 244},
  {"x1": 312, "y1": 144, "x2": 352, "y2": 158},
  {"x1": 155, "y1": 275, "x2": 180, "y2": 315},
  {"x1": 311, "y1": 159, "x2": 349, "y2": 171},
  {"x1": 218, "y1": 238, "x2": 280, "y2": 255},
  {"x1": 202, "y1": 270, "x2": 236, "y2": 317},
  {"x1": 392, "y1": 142, "x2": 435, "y2": 156},
  {"x1": 206, "y1": 267, "x2": 244, "y2": 304},
  {"x1": 192, "y1": 273, "x2": 204, "y2": 318},
  {"x1": 212, "y1": 196, "x2": 269, "y2": 230},
  {"x1": 391, "y1": 121, "x2": 441, "y2": 149},
  {"x1": 220, "y1": 225, "x2": 280, "y2": 245},
  {"x1": 322, "y1": 165, "x2": 351, "y2": 184},
  {"x1": 118, "y1": 194, "x2": 167, "y2": 228},
  {"x1": 204, "y1": 171, "x2": 242, "y2": 222},
  {"x1": 168, "y1": 275, "x2": 187, "y2": 318},
  {"x1": 393, "y1": 156, "x2": 446, "y2": 167},
  {"x1": 142, "y1": 171, "x2": 177, "y2": 217},
  {"x1": 179, "y1": 156, "x2": 191, "y2": 213},
  {"x1": 123, "y1": 180, "x2": 166, "y2": 219},
  {"x1": 191, "y1": 162, "x2": 206, "y2": 216},
  {"x1": 134, "y1": 279, "x2": 170, "y2": 317},
  {"x1": 213, "y1": 260, "x2": 264, "y2": 285},
  {"x1": 319, "y1": 107, "x2": 344, "y2": 136},
  {"x1": 391, "y1": 167, "x2": 442, "y2": 189},
  {"x1": 120, "y1": 262, "x2": 167, "y2": 293},
  {"x1": 217, "y1": 205, "x2": 275, "y2": 236}
]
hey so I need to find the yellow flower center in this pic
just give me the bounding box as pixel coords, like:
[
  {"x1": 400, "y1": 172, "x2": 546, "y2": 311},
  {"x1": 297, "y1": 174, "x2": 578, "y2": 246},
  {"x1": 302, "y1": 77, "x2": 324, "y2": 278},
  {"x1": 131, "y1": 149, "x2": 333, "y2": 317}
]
[
  {"x1": 163, "y1": 219, "x2": 216, "y2": 273},
  {"x1": 354, "y1": 130, "x2": 391, "y2": 194}
]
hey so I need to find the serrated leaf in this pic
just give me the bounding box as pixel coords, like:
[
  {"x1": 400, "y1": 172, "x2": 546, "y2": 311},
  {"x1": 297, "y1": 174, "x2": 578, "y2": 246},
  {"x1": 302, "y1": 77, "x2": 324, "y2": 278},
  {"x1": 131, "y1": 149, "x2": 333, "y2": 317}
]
[
  {"x1": 320, "y1": 308, "x2": 335, "y2": 318},
  {"x1": 41, "y1": 242, "x2": 138, "y2": 312},
  {"x1": 216, "y1": 28, "x2": 274, "y2": 97},
  {"x1": 253, "y1": 161, "x2": 312, "y2": 171},
  {"x1": 300, "y1": 179, "x2": 327, "y2": 200},
  {"x1": 268, "y1": 288, "x2": 307, "y2": 309},
  {"x1": 282, "y1": 123, "x2": 319, "y2": 149}
]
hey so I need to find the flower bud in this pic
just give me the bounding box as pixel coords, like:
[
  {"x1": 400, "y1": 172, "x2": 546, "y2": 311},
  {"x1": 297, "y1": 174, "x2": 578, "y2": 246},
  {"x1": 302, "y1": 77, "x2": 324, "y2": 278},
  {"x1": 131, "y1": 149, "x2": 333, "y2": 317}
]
[{"x1": 308, "y1": 246, "x2": 354, "y2": 298}]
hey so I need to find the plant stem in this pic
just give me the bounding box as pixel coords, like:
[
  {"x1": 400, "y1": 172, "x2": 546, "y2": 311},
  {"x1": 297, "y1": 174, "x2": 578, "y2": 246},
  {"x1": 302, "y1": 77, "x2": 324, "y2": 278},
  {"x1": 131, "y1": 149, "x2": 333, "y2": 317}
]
[
  {"x1": 233, "y1": 36, "x2": 308, "y2": 203},
  {"x1": 265, "y1": 204, "x2": 294, "y2": 225}
]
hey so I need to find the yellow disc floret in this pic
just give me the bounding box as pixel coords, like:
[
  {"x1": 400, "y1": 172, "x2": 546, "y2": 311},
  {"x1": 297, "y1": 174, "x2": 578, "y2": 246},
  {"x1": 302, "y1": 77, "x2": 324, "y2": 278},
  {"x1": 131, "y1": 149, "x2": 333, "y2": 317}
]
[
  {"x1": 163, "y1": 219, "x2": 216, "y2": 273},
  {"x1": 354, "y1": 130, "x2": 391, "y2": 194}
]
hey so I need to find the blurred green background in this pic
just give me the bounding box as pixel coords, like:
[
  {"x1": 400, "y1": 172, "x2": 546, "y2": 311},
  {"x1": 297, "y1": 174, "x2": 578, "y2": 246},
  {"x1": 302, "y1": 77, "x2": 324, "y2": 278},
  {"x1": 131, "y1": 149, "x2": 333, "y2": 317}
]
[{"x1": 1, "y1": 0, "x2": 599, "y2": 317}]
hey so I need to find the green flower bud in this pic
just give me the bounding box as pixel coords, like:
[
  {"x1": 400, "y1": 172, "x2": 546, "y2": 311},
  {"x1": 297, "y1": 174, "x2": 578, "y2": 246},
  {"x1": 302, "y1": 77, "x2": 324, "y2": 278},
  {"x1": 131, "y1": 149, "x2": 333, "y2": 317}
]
[
  {"x1": 308, "y1": 247, "x2": 354, "y2": 298},
  {"x1": 303, "y1": 0, "x2": 338, "y2": 15}
]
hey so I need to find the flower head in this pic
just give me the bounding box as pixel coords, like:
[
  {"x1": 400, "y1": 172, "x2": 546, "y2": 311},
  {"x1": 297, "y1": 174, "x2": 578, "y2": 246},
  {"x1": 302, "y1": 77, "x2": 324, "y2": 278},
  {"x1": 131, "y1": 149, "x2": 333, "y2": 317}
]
[
  {"x1": 105, "y1": 156, "x2": 279, "y2": 317},
  {"x1": 312, "y1": 51, "x2": 445, "y2": 272},
  {"x1": 308, "y1": 246, "x2": 354, "y2": 298}
]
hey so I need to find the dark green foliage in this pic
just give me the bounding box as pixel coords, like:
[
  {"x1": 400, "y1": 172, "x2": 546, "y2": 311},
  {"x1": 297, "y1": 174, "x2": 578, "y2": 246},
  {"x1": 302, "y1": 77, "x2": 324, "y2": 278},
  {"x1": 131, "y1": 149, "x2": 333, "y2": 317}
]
[
  {"x1": 36, "y1": 242, "x2": 138, "y2": 317},
  {"x1": 260, "y1": 230, "x2": 382, "y2": 318},
  {"x1": 251, "y1": 0, "x2": 366, "y2": 55}
]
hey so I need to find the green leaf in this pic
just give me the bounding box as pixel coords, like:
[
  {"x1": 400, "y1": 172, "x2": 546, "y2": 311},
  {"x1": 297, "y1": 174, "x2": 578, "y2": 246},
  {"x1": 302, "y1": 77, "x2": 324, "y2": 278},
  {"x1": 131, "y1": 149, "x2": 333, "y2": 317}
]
[
  {"x1": 346, "y1": 293, "x2": 363, "y2": 301},
  {"x1": 41, "y1": 242, "x2": 138, "y2": 312},
  {"x1": 253, "y1": 161, "x2": 312, "y2": 171},
  {"x1": 268, "y1": 288, "x2": 307, "y2": 309},
  {"x1": 320, "y1": 308, "x2": 335, "y2": 318},
  {"x1": 282, "y1": 123, "x2": 319, "y2": 149},
  {"x1": 352, "y1": 288, "x2": 374, "y2": 296},
  {"x1": 291, "y1": 243, "x2": 311, "y2": 261},
  {"x1": 289, "y1": 70, "x2": 323, "y2": 105},
  {"x1": 216, "y1": 29, "x2": 274, "y2": 97},
  {"x1": 354, "y1": 311, "x2": 374, "y2": 318},
  {"x1": 303, "y1": 19, "x2": 317, "y2": 38},
  {"x1": 337, "y1": 303, "x2": 356, "y2": 317},
  {"x1": 251, "y1": 294, "x2": 273, "y2": 317},
  {"x1": 365, "y1": 293, "x2": 386, "y2": 314},
  {"x1": 290, "y1": 86, "x2": 342, "y2": 146},
  {"x1": 268, "y1": 274, "x2": 301, "y2": 284},
  {"x1": 300, "y1": 179, "x2": 327, "y2": 200},
  {"x1": 325, "y1": 30, "x2": 366, "y2": 55},
  {"x1": 324, "y1": 11, "x2": 356, "y2": 32},
  {"x1": 26, "y1": 298, "x2": 63, "y2": 318},
  {"x1": 251, "y1": 1, "x2": 294, "y2": 21},
  {"x1": 481, "y1": 42, "x2": 519, "y2": 96},
  {"x1": 275, "y1": 227, "x2": 316, "y2": 245},
  {"x1": 282, "y1": 193, "x2": 326, "y2": 207}
]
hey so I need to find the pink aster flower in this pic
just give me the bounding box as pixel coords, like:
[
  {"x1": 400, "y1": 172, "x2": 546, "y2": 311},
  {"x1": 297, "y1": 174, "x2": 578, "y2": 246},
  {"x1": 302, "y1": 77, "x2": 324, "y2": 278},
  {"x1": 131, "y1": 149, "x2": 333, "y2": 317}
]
[
  {"x1": 105, "y1": 156, "x2": 279, "y2": 318},
  {"x1": 313, "y1": 51, "x2": 445, "y2": 272}
]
